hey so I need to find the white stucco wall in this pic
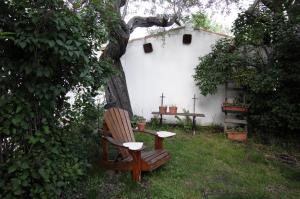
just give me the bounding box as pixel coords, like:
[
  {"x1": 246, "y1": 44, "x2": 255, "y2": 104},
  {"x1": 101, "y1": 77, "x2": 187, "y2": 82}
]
[{"x1": 121, "y1": 27, "x2": 227, "y2": 125}]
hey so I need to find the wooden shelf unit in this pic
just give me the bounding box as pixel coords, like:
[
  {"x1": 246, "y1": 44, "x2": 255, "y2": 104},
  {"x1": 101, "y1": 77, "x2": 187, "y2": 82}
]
[{"x1": 223, "y1": 81, "x2": 248, "y2": 133}]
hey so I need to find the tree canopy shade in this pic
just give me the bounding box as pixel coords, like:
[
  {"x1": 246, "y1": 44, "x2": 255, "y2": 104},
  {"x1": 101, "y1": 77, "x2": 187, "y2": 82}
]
[
  {"x1": 99, "y1": 0, "x2": 245, "y2": 117},
  {"x1": 0, "y1": 0, "x2": 111, "y2": 197},
  {"x1": 194, "y1": 0, "x2": 300, "y2": 138}
]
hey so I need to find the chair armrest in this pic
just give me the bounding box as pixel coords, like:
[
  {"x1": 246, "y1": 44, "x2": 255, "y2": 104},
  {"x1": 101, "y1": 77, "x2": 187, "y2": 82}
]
[
  {"x1": 133, "y1": 129, "x2": 165, "y2": 150},
  {"x1": 133, "y1": 129, "x2": 158, "y2": 137},
  {"x1": 144, "y1": 129, "x2": 158, "y2": 136},
  {"x1": 102, "y1": 135, "x2": 145, "y2": 151},
  {"x1": 102, "y1": 135, "x2": 127, "y2": 149}
]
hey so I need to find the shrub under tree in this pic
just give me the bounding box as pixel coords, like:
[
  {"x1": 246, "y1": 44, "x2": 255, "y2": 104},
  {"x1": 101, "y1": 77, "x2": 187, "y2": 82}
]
[
  {"x1": 0, "y1": 0, "x2": 111, "y2": 198},
  {"x1": 194, "y1": 2, "x2": 300, "y2": 140}
]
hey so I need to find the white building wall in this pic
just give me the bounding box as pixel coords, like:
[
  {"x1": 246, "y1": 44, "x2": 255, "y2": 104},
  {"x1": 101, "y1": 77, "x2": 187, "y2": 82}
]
[{"x1": 121, "y1": 28, "x2": 226, "y2": 125}]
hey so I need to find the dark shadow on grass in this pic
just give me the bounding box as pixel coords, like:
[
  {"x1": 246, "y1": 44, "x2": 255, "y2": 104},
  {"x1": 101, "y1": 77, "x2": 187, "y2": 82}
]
[
  {"x1": 208, "y1": 192, "x2": 270, "y2": 199},
  {"x1": 279, "y1": 164, "x2": 300, "y2": 183}
]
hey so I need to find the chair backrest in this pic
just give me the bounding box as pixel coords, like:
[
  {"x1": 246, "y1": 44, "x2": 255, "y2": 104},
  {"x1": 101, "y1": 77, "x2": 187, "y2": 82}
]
[{"x1": 104, "y1": 107, "x2": 135, "y2": 158}]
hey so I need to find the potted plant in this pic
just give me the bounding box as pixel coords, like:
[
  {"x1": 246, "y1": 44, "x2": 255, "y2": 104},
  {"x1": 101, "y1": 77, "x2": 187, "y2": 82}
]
[
  {"x1": 222, "y1": 103, "x2": 248, "y2": 112},
  {"x1": 169, "y1": 105, "x2": 177, "y2": 114},
  {"x1": 222, "y1": 97, "x2": 248, "y2": 112},
  {"x1": 131, "y1": 115, "x2": 146, "y2": 131},
  {"x1": 226, "y1": 126, "x2": 247, "y2": 141},
  {"x1": 159, "y1": 106, "x2": 167, "y2": 114},
  {"x1": 137, "y1": 116, "x2": 146, "y2": 131}
]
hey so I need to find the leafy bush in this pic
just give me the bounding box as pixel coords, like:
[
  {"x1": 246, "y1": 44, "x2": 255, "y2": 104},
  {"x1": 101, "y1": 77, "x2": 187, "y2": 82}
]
[
  {"x1": 69, "y1": 90, "x2": 105, "y2": 165},
  {"x1": 194, "y1": 4, "x2": 300, "y2": 139},
  {"x1": 149, "y1": 116, "x2": 161, "y2": 130},
  {"x1": 175, "y1": 109, "x2": 193, "y2": 132},
  {"x1": 131, "y1": 115, "x2": 146, "y2": 128},
  {"x1": 0, "y1": 0, "x2": 111, "y2": 198}
]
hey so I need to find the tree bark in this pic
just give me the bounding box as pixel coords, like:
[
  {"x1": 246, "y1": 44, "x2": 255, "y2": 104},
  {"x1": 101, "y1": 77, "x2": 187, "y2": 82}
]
[
  {"x1": 101, "y1": 1, "x2": 179, "y2": 117},
  {"x1": 101, "y1": 17, "x2": 132, "y2": 115},
  {"x1": 104, "y1": 59, "x2": 133, "y2": 116},
  {"x1": 127, "y1": 15, "x2": 179, "y2": 33}
]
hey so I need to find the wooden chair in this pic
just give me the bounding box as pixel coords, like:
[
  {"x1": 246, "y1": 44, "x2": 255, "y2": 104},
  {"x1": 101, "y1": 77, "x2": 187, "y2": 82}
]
[{"x1": 100, "y1": 107, "x2": 173, "y2": 182}]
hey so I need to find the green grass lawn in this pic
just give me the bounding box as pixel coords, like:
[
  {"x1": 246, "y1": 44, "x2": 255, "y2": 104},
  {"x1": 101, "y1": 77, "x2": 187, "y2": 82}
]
[{"x1": 72, "y1": 127, "x2": 300, "y2": 199}]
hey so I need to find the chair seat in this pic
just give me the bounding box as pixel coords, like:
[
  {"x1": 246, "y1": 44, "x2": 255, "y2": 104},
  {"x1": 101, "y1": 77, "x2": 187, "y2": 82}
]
[{"x1": 123, "y1": 149, "x2": 171, "y2": 171}]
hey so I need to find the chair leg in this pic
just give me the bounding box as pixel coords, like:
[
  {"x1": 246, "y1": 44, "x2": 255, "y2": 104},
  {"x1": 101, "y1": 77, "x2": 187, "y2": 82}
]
[
  {"x1": 155, "y1": 137, "x2": 163, "y2": 150},
  {"x1": 130, "y1": 150, "x2": 141, "y2": 182},
  {"x1": 101, "y1": 137, "x2": 108, "y2": 161}
]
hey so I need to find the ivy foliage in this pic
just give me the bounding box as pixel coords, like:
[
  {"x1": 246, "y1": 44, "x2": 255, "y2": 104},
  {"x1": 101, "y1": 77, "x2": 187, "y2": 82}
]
[
  {"x1": 194, "y1": 3, "x2": 300, "y2": 137},
  {"x1": 0, "y1": 0, "x2": 111, "y2": 198},
  {"x1": 194, "y1": 38, "x2": 258, "y2": 96}
]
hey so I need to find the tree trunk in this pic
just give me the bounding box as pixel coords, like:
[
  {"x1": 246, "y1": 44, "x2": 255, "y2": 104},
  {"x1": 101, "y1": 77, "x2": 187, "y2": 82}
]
[
  {"x1": 100, "y1": 1, "x2": 179, "y2": 117},
  {"x1": 105, "y1": 59, "x2": 133, "y2": 117},
  {"x1": 101, "y1": 19, "x2": 133, "y2": 116}
]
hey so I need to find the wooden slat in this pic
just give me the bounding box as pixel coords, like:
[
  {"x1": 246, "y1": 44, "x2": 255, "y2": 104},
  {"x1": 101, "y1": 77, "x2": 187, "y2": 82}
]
[
  {"x1": 224, "y1": 118, "x2": 247, "y2": 124},
  {"x1": 104, "y1": 109, "x2": 129, "y2": 157},
  {"x1": 123, "y1": 151, "x2": 153, "y2": 162},
  {"x1": 110, "y1": 109, "x2": 123, "y2": 140},
  {"x1": 113, "y1": 108, "x2": 130, "y2": 142},
  {"x1": 122, "y1": 150, "x2": 169, "y2": 163},
  {"x1": 104, "y1": 111, "x2": 116, "y2": 137},
  {"x1": 142, "y1": 152, "x2": 158, "y2": 161},
  {"x1": 143, "y1": 150, "x2": 165, "y2": 162},
  {"x1": 122, "y1": 109, "x2": 135, "y2": 141},
  {"x1": 148, "y1": 155, "x2": 170, "y2": 171},
  {"x1": 120, "y1": 108, "x2": 134, "y2": 142},
  {"x1": 148, "y1": 151, "x2": 168, "y2": 164},
  {"x1": 106, "y1": 108, "x2": 130, "y2": 142},
  {"x1": 106, "y1": 110, "x2": 122, "y2": 141},
  {"x1": 114, "y1": 108, "x2": 128, "y2": 142},
  {"x1": 141, "y1": 151, "x2": 156, "y2": 159}
]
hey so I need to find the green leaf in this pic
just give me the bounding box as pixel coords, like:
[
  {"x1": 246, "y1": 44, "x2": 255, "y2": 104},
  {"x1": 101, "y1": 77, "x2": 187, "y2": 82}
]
[
  {"x1": 12, "y1": 117, "x2": 21, "y2": 125},
  {"x1": 57, "y1": 181, "x2": 64, "y2": 187},
  {"x1": 56, "y1": 39, "x2": 64, "y2": 46},
  {"x1": 48, "y1": 40, "x2": 55, "y2": 48},
  {"x1": 38, "y1": 168, "x2": 49, "y2": 181},
  {"x1": 51, "y1": 147, "x2": 59, "y2": 154},
  {"x1": 19, "y1": 41, "x2": 26, "y2": 48},
  {"x1": 21, "y1": 162, "x2": 29, "y2": 169},
  {"x1": 29, "y1": 136, "x2": 37, "y2": 144},
  {"x1": 8, "y1": 165, "x2": 17, "y2": 173},
  {"x1": 16, "y1": 106, "x2": 22, "y2": 113},
  {"x1": 43, "y1": 126, "x2": 50, "y2": 134}
]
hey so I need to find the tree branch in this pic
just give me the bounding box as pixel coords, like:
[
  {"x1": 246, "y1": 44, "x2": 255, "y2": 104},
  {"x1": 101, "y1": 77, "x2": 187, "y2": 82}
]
[
  {"x1": 246, "y1": 0, "x2": 261, "y2": 15},
  {"x1": 261, "y1": 0, "x2": 286, "y2": 12},
  {"x1": 119, "y1": 0, "x2": 127, "y2": 8},
  {"x1": 260, "y1": 0, "x2": 276, "y2": 11},
  {"x1": 127, "y1": 15, "x2": 180, "y2": 33},
  {"x1": 121, "y1": 0, "x2": 130, "y2": 19}
]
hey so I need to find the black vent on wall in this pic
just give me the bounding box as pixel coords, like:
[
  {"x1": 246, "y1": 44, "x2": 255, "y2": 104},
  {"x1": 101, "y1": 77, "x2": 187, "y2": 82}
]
[
  {"x1": 183, "y1": 34, "x2": 192, "y2": 44},
  {"x1": 143, "y1": 43, "x2": 153, "y2": 53}
]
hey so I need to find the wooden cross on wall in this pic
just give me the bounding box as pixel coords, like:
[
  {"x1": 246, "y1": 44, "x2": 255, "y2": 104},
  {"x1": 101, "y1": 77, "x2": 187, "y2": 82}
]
[
  {"x1": 160, "y1": 93, "x2": 165, "y2": 106},
  {"x1": 192, "y1": 94, "x2": 198, "y2": 114}
]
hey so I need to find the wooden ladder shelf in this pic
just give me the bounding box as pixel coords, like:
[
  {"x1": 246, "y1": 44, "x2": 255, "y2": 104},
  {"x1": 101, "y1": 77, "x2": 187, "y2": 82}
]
[{"x1": 223, "y1": 81, "x2": 248, "y2": 141}]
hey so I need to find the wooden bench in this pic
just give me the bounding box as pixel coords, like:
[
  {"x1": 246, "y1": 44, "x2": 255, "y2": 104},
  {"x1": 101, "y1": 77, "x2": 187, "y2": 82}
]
[{"x1": 151, "y1": 112, "x2": 205, "y2": 131}]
